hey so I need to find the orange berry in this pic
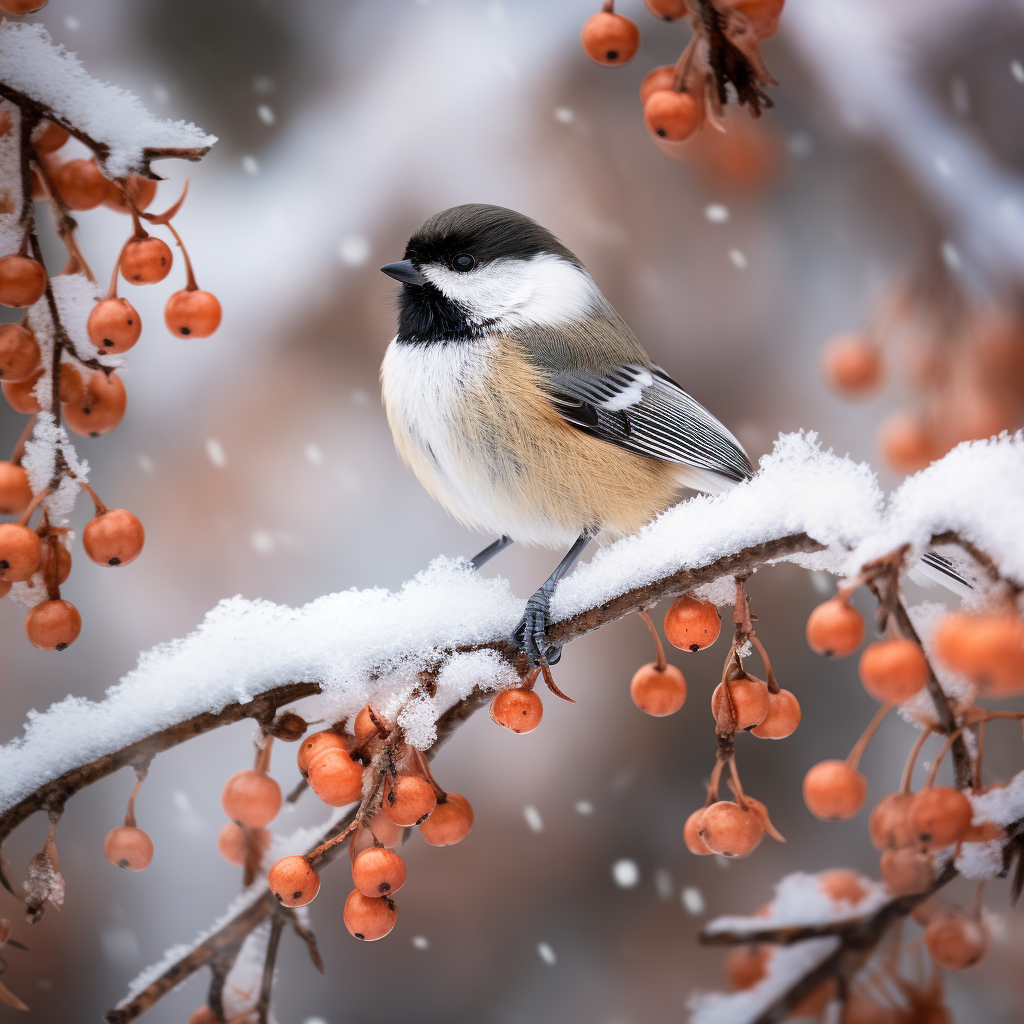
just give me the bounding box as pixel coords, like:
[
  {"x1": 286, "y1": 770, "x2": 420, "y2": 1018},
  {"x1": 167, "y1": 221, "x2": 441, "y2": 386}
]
[
  {"x1": 724, "y1": 944, "x2": 771, "y2": 989},
  {"x1": 683, "y1": 808, "x2": 712, "y2": 856},
  {"x1": 880, "y1": 846, "x2": 934, "y2": 896},
  {"x1": 24, "y1": 599, "x2": 81, "y2": 650},
  {"x1": 818, "y1": 868, "x2": 867, "y2": 906},
  {"x1": 859, "y1": 639, "x2": 928, "y2": 703},
  {"x1": 664, "y1": 596, "x2": 720, "y2": 651},
  {"x1": 879, "y1": 412, "x2": 939, "y2": 474},
  {"x1": 639, "y1": 64, "x2": 677, "y2": 105},
  {"x1": 935, "y1": 612, "x2": 1024, "y2": 696},
  {"x1": 750, "y1": 688, "x2": 800, "y2": 739},
  {"x1": 803, "y1": 760, "x2": 867, "y2": 822},
  {"x1": 103, "y1": 825, "x2": 154, "y2": 871},
  {"x1": 216, "y1": 821, "x2": 270, "y2": 866},
  {"x1": 165, "y1": 289, "x2": 222, "y2": 339},
  {"x1": 841, "y1": 992, "x2": 906, "y2": 1024},
  {"x1": 352, "y1": 846, "x2": 407, "y2": 897},
  {"x1": 806, "y1": 598, "x2": 865, "y2": 658},
  {"x1": 86, "y1": 297, "x2": 142, "y2": 354},
  {"x1": 349, "y1": 812, "x2": 405, "y2": 863},
  {"x1": 698, "y1": 801, "x2": 764, "y2": 858},
  {"x1": 490, "y1": 687, "x2": 543, "y2": 733},
  {"x1": 0, "y1": 522, "x2": 41, "y2": 581},
  {"x1": 0, "y1": 461, "x2": 31, "y2": 516},
  {"x1": 120, "y1": 236, "x2": 173, "y2": 285},
  {"x1": 353, "y1": 705, "x2": 379, "y2": 742},
  {"x1": 343, "y1": 889, "x2": 397, "y2": 941},
  {"x1": 419, "y1": 792, "x2": 474, "y2": 846},
  {"x1": 0, "y1": 254, "x2": 47, "y2": 308},
  {"x1": 820, "y1": 333, "x2": 883, "y2": 398},
  {"x1": 924, "y1": 914, "x2": 990, "y2": 971},
  {"x1": 644, "y1": 0, "x2": 689, "y2": 20},
  {"x1": 306, "y1": 747, "x2": 364, "y2": 806},
  {"x1": 187, "y1": 1007, "x2": 218, "y2": 1024},
  {"x1": 908, "y1": 786, "x2": 972, "y2": 848},
  {"x1": 268, "y1": 855, "x2": 320, "y2": 907},
  {"x1": 82, "y1": 508, "x2": 145, "y2": 567},
  {"x1": 32, "y1": 121, "x2": 69, "y2": 153},
  {"x1": 792, "y1": 979, "x2": 838, "y2": 1019},
  {"x1": 221, "y1": 769, "x2": 282, "y2": 828},
  {"x1": 102, "y1": 174, "x2": 157, "y2": 213},
  {"x1": 731, "y1": 0, "x2": 785, "y2": 38},
  {"x1": 868, "y1": 792, "x2": 914, "y2": 850},
  {"x1": 963, "y1": 818, "x2": 1004, "y2": 843},
  {"x1": 296, "y1": 729, "x2": 348, "y2": 776},
  {"x1": 56, "y1": 363, "x2": 85, "y2": 405},
  {"x1": 63, "y1": 370, "x2": 127, "y2": 437},
  {"x1": 50, "y1": 158, "x2": 109, "y2": 210},
  {"x1": 630, "y1": 661, "x2": 686, "y2": 716},
  {"x1": 42, "y1": 537, "x2": 71, "y2": 586},
  {"x1": 383, "y1": 773, "x2": 436, "y2": 827},
  {"x1": 0, "y1": 323, "x2": 41, "y2": 382},
  {"x1": 711, "y1": 675, "x2": 770, "y2": 731},
  {"x1": 2, "y1": 367, "x2": 42, "y2": 414},
  {"x1": 581, "y1": 10, "x2": 640, "y2": 66},
  {"x1": 643, "y1": 89, "x2": 703, "y2": 141}
]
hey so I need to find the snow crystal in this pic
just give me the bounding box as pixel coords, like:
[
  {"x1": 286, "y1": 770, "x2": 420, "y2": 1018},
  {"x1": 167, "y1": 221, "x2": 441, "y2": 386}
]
[
  {"x1": 0, "y1": 22, "x2": 215, "y2": 178},
  {"x1": 969, "y1": 770, "x2": 1024, "y2": 831},
  {"x1": 956, "y1": 838, "x2": 1004, "y2": 880},
  {"x1": 222, "y1": 919, "x2": 272, "y2": 1020}
]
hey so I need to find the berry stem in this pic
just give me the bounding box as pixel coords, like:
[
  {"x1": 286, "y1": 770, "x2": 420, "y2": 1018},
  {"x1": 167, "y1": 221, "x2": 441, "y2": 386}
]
[
  {"x1": 17, "y1": 487, "x2": 50, "y2": 528},
  {"x1": 366, "y1": 705, "x2": 390, "y2": 739},
  {"x1": 900, "y1": 727, "x2": 933, "y2": 794},
  {"x1": 28, "y1": 152, "x2": 95, "y2": 284},
  {"x1": 77, "y1": 479, "x2": 108, "y2": 516},
  {"x1": 520, "y1": 666, "x2": 541, "y2": 692},
  {"x1": 705, "y1": 756, "x2": 725, "y2": 807},
  {"x1": 672, "y1": 34, "x2": 699, "y2": 92},
  {"x1": 922, "y1": 728, "x2": 964, "y2": 789},
  {"x1": 846, "y1": 701, "x2": 892, "y2": 771},
  {"x1": 123, "y1": 766, "x2": 147, "y2": 829},
  {"x1": 106, "y1": 234, "x2": 134, "y2": 299},
  {"x1": 601, "y1": 0, "x2": 614, "y2": 12},
  {"x1": 254, "y1": 735, "x2": 274, "y2": 775},
  {"x1": 726, "y1": 756, "x2": 747, "y2": 807},
  {"x1": 9, "y1": 415, "x2": 36, "y2": 466},
  {"x1": 163, "y1": 220, "x2": 198, "y2": 292},
  {"x1": 749, "y1": 635, "x2": 780, "y2": 694},
  {"x1": 638, "y1": 609, "x2": 667, "y2": 672},
  {"x1": 413, "y1": 748, "x2": 447, "y2": 802}
]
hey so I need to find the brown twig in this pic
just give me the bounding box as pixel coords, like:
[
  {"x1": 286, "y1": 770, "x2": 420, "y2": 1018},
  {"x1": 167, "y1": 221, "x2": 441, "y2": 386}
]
[{"x1": 255, "y1": 914, "x2": 284, "y2": 1024}]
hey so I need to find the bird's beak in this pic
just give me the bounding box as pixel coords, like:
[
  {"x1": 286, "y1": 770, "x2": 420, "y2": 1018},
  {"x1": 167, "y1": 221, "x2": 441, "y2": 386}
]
[{"x1": 380, "y1": 260, "x2": 427, "y2": 286}]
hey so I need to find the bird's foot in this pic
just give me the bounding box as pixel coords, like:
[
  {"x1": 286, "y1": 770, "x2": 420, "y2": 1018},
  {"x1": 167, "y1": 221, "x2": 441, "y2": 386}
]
[{"x1": 513, "y1": 587, "x2": 561, "y2": 668}]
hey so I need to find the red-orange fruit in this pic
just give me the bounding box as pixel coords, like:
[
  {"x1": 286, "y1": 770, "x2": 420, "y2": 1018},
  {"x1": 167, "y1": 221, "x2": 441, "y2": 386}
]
[
  {"x1": 103, "y1": 825, "x2": 154, "y2": 870},
  {"x1": 859, "y1": 639, "x2": 928, "y2": 703},
  {"x1": 724, "y1": 944, "x2": 770, "y2": 989},
  {"x1": 0, "y1": 580, "x2": 9, "y2": 599},
  {"x1": 56, "y1": 363, "x2": 84, "y2": 405},
  {"x1": 644, "y1": 0, "x2": 689, "y2": 20},
  {"x1": 664, "y1": 596, "x2": 721, "y2": 651},
  {"x1": 102, "y1": 174, "x2": 157, "y2": 213},
  {"x1": 165, "y1": 289, "x2": 222, "y2": 339},
  {"x1": 349, "y1": 812, "x2": 405, "y2": 861},
  {"x1": 750, "y1": 688, "x2": 800, "y2": 739},
  {"x1": 63, "y1": 370, "x2": 127, "y2": 437},
  {"x1": 879, "y1": 846, "x2": 934, "y2": 896},
  {"x1": 419, "y1": 792, "x2": 474, "y2": 846},
  {"x1": 868, "y1": 792, "x2": 914, "y2": 850},
  {"x1": 803, "y1": 760, "x2": 867, "y2": 822},
  {"x1": 643, "y1": 89, "x2": 703, "y2": 141},
  {"x1": 33, "y1": 121, "x2": 70, "y2": 153},
  {"x1": 0, "y1": 254, "x2": 47, "y2": 308},
  {"x1": 306, "y1": 747, "x2": 364, "y2": 806},
  {"x1": 490, "y1": 687, "x2": 543, "y2": 733},
  {"x1": 711, "y1": 675, "x2": 770, "y2": 731},
  {"x1": 86, "y1": 297, "x2": 142, "y2": 353},
  {"x1": 805, "y1": 598, "x2": 865, "y2": 658},
  {"x1": 963, "y1": 818, "x2": 1004, "y2": 843},
  {"x1": 630, "y1": 661, "x2": 686, "y2": 716},
  {"x1": 24, "y1": 598, "x2": 81, "y2": 651},
  {"x1": 187, "y1": 1007, "x2": 218, "y2": 1024},
  {"x1": 268, "y1": 855, "x2": 320, "y2": 907},
  {"x1": 683, "y1": 809, "x2": 712, "y2": 855},
  {"x1": 296, "y1": 729, "x2": 348, "y2": 776},
  {"x1": 639, "y1": 64, "x2": 677, "y2": 104},
  {"x1": 352, "y1": 846, "x2": 407, "y2": 897},
  {"x1": 0, "y1": 461, "x2": 31, "y2": 515},
  {"x1": 383, "y1": 773, "x2": 436, "y2": 827},
  {"x1": 908, "y1": 786, "x2": 973, "y2": 848},
  {"x1": 216, "y1": 821, "x2": 270, "y2": 866},
  {"x1": 0, "y1": 323, "x2": 41, "y2": 382},
  {"x1": 924, "y1": 914, "x2": 990, "y2": 971},
  {"x1": 792, "y1": 980, "x2": 838, "y2": 1019},
  {"x1": 698, "y1": 801, "x2": 764, "y2": 858},
  {"x1": 818, "y1": 868, "x2": 867, "y2": 906},
  {"x1": 343, "y1": 889, "x2": 398, "y2": 941},
  {"x1": 221, "y1": 769, "x2": 282, "y2": 828},
  {"x1": 731, "y1": 0, "x2": 785, "y2": 38},
  {"x1": 841, "y1": 992, "x2": 907, "y2": 1024},
  {"x1": 50, "y1": 158, "x2": 109, "y2": 211},
  {"x1": 43, "y1": 539, "x2": 71, "y2": 586},
  {"x1": 580, "y1": 11, "x2": 640, "y2": 66},
  {"x1": 0, "y1": 522, "x2": 41, "y2": 581},
  {"x1": 879, "y1": 412, "x2": 939, "y2": 475},
  {"x1": 353, "y1": 705, "x2": 379, "y2": 742},
  {"x1": 82, "y1": 508, "x2": 145, "y2": 566},
  {"x1": 820, "y1": 333, "x2": 883, "y2": 399},
  {"x1": 120, "y1": 236, "x2": 173, "y2": 285},
  {"x1": 2, "y1": 367, "x2": 42, "y2": 413},
  {"x1": 934, "y1": 612, "x2": 1024, "y2": 696}
]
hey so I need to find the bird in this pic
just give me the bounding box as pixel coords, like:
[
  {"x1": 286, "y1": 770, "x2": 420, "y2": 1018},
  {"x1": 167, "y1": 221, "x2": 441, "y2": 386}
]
[{"x1": 379, "y1": 203, "x2": 754, "y2": 668}]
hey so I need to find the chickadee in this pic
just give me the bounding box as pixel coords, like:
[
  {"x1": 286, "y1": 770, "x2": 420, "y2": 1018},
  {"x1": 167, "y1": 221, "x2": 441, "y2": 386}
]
[{"x1": 380, "y1": 204, "x2": 753, "y2": 667}]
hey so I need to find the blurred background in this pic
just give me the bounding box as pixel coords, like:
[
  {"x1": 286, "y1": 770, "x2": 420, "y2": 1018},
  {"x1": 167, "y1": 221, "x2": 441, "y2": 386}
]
[{"x1": 3, "y1": 0, "x2": 1024, "y2": 1020}]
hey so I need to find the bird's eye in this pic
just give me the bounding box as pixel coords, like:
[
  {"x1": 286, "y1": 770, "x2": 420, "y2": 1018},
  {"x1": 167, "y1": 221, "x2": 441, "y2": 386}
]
[{"x1": 453, "y1": 253, "x2": 476, "y2": 272}]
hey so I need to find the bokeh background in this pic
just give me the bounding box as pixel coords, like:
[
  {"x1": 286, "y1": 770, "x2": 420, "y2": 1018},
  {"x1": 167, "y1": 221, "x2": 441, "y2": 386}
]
[{"x1": 2, "y1": 0, "x2": 1024, "y2": 1021}]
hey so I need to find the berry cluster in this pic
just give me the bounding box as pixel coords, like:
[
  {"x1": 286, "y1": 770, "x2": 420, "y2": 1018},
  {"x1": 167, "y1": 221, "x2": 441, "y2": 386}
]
[{"x1": 581, "y1": 0, "x2": 782, "y2": 149}]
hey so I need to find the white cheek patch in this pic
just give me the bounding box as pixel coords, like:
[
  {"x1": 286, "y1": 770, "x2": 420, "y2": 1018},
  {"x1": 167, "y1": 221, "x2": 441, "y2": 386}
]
[{"x1": 421, "y1": 253, "x2": 603, "y2": 328}]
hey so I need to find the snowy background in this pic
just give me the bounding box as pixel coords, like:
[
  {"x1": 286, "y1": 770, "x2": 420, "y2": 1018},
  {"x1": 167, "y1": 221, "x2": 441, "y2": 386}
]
[{"x1": 3, "y1": 0, "x2": 1024, "y2": 1021}]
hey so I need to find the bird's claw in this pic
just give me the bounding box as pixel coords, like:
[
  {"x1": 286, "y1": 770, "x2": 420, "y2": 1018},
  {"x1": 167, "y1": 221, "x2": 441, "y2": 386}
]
[{"x1": 513, "y1": 591, "x2": 562, "y2": 668}]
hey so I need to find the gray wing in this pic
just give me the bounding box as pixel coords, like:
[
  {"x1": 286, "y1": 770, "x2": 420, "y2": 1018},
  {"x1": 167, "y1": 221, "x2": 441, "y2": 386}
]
[{"x1": 545, "y1": 362, "x2": 754, "y2": 484}]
